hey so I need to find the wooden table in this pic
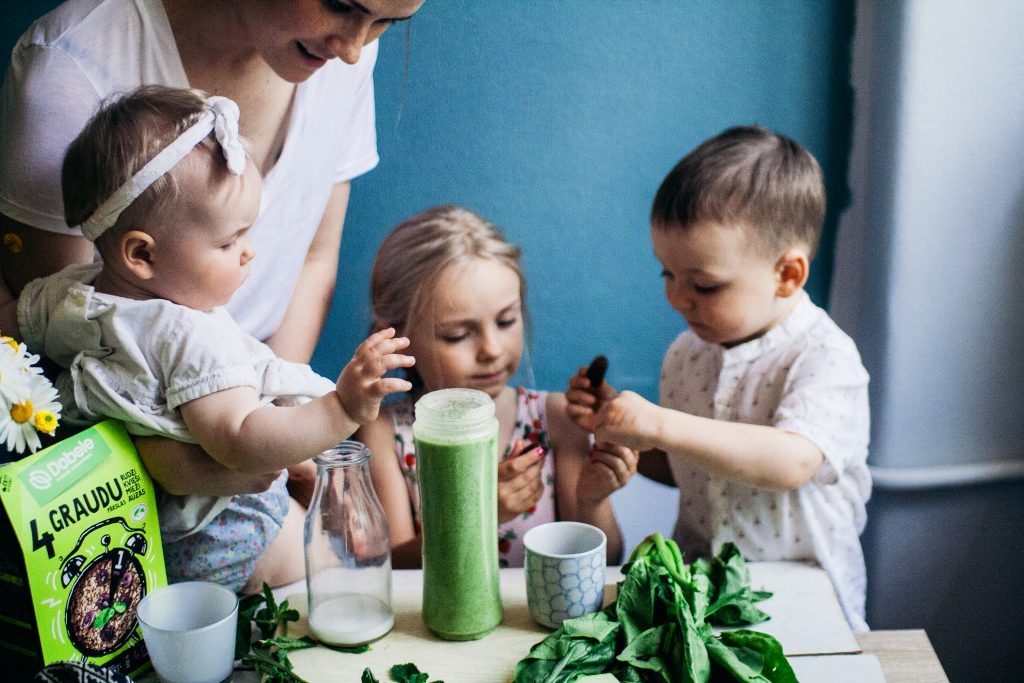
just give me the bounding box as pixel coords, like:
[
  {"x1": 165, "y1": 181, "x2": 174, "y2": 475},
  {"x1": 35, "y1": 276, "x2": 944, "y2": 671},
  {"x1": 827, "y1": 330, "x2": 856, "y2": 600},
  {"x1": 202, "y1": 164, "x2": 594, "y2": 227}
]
[
  {"x1": 856, "y1": 630, "x2": 949, "y2": 683},
  {"x1": 278, "y1": 565, "x2": 947, "y2": 682}
]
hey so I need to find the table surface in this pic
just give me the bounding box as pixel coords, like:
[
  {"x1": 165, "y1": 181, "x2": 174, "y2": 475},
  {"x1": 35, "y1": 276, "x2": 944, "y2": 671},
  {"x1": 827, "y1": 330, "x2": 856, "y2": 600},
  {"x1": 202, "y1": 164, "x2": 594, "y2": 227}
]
[
  {"x1": 273, "y1": 565, "x2": 947, "y2": 682},
  {"x1": 855, "y1": 630, "x2": 949, "y2": 683}
]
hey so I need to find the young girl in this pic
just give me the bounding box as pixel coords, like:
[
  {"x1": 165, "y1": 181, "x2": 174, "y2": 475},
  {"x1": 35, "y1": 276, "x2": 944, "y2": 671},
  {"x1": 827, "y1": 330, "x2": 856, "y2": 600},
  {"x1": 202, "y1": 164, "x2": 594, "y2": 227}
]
[
  {"x1": 358, "y1": 205, "x2": 637, "y2": 568},
  {"x1": 15, "y1": 85, "x2": 415, "y2": 593}
]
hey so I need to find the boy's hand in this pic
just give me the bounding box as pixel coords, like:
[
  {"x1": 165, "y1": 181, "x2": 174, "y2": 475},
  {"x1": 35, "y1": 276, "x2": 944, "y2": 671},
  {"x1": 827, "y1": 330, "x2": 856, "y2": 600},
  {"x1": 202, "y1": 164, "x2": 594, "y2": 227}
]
[
  {"x1": 497, "y1": 439, "x2": 546, "y2": 524},
  {"x1": 337, "y1": 328, "x2": 415, "y2": 425},
  {"x1": 565, "y1": 365, "x2": 618, "y2": 433},
  {"x1": 576, "y1": 442, "x2": 638, "y2": 506},
  {"x1": 593, "y1": 390, "x2": 662, "y2": 452}
]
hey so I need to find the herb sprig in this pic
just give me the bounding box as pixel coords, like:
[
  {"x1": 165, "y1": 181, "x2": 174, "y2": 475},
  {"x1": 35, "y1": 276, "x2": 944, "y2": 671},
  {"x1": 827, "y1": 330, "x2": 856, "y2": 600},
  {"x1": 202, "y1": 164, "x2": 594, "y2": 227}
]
[{"x1": 234, "y1": 583, "x2": 375, "y2": 682}]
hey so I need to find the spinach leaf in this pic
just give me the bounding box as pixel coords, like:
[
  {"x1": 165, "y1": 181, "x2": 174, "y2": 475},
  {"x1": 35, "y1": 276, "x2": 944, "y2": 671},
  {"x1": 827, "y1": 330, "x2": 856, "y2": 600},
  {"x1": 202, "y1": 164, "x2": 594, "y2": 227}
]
[
  {"x1": 718, "y1": 630, "x2": 797, "y2": 683},
  {"x1": 514, "y1": 536, "x2": 799, "y2": 683},
  {"x1": 699, "y1": 543, "x2": 772, "y2": 626},
  {"x1": 513, "y1": 610, "x2": 619, "y2": 682}
]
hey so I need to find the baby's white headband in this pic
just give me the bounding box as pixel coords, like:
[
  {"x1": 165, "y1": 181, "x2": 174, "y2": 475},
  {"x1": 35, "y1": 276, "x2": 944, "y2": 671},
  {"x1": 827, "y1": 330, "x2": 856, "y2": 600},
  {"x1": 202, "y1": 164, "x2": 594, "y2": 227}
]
[{"x1": 79, "y1": 95, "x2": 246, "y2": 241}]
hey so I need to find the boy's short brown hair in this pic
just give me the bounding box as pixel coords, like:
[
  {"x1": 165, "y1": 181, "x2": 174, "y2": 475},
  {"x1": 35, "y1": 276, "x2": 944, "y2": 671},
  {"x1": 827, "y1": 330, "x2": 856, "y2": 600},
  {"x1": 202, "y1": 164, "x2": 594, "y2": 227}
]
[{"x1": 651, "y1": 125, "x2": 826, "y2": 258}]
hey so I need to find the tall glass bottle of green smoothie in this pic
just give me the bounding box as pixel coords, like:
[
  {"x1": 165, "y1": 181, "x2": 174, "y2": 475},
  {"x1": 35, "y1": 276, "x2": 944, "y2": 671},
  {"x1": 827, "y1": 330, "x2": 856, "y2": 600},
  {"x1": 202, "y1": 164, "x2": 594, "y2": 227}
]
[{"x1": 413, "y1": 388, "x2": 502, "y2": 640}]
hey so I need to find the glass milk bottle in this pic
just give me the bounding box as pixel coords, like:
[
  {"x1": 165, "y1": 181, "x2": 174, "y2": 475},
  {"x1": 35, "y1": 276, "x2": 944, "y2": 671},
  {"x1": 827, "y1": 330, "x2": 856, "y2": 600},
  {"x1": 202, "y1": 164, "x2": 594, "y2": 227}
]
[
  {"x1": 413, "y1": 388, "x2": 502, "y2": 640},
  {"x1": 305, "y1": 441, "x2": 393, "y2": 646}
]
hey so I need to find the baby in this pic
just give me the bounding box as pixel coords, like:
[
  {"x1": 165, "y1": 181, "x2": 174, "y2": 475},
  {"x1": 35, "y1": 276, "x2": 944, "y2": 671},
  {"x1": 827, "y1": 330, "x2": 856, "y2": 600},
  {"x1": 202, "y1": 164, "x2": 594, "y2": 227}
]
[{"x1": 16, "y1": 85, "x2": 414, "y2": 592}]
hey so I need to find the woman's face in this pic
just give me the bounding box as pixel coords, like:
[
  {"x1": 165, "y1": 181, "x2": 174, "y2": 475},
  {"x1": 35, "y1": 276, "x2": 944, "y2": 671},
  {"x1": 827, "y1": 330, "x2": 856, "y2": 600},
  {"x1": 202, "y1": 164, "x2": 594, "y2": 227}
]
[{"x1": 243, "y1": 0, "x2": 425, "y2": 81}]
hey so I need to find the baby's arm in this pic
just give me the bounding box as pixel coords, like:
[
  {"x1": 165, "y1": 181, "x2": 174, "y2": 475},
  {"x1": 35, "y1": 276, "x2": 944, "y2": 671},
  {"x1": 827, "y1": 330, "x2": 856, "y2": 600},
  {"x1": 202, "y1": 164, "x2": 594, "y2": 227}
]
[
  {"x1": 180, "y1": 328, "x2": 414, "y2": 473},
  {"x1": 594, "y1": 391, "x2": 824, "y2": 491},
  {"x1": 359, "y1": 414, "x2": 422, "y2": 569},
  {"x1": 549, "y1": 392, "x2": 634, "y2": 564}
]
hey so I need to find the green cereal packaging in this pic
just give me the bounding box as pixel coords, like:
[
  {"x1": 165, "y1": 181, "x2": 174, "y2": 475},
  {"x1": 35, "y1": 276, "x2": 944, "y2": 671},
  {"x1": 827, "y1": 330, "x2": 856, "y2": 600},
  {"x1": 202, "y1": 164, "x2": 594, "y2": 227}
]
[{"x1": 0, "y1": 420, "x2": 166, "y2": 679}]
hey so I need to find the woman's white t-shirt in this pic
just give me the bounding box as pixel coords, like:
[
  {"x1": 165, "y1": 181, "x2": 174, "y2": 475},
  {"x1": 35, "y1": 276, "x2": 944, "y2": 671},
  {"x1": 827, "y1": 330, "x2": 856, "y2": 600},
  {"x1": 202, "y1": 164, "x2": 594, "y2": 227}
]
[{"x1": 0, "y1": 0, "x2": 379, "y2": 341}]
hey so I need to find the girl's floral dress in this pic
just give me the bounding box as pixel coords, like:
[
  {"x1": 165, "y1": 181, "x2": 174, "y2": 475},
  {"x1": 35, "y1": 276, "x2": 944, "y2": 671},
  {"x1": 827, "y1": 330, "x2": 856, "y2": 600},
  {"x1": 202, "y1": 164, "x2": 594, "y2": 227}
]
[{"x1": 390, "y1": 387, "x2": 557, "y2": 567}]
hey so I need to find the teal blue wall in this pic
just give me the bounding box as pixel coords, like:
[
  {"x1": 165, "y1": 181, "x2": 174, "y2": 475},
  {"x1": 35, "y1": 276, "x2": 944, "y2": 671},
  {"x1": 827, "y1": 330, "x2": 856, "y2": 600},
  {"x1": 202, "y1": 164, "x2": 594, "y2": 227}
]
[
  {"x1": 317, "y1": 1, "x2": 855, "y2": 397},
  {"x1": 5, "y1": 2, "x2": 855, "y2": 399}
]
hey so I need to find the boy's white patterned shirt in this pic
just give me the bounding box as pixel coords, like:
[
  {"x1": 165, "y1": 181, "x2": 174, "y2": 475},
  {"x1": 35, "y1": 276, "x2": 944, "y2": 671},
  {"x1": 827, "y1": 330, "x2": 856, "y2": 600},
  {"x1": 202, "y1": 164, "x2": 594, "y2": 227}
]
[{"x1": 659, "y1": 291, "x2": 871, "y2": 630}]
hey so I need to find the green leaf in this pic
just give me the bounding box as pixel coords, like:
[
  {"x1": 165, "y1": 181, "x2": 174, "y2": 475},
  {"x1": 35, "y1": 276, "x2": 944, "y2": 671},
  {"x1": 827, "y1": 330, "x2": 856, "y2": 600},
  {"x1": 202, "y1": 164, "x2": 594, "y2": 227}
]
[
  {"x1": 361, "y1": 668, "x2": 380, "y2": 683},
  {"x1": 718, "y1": 631, "x2": 798, "y2": 683},
  {"x1": 113, "y1": 601, "x2": 127, "y2": 613},
  {"x1": 390, "y1": 662, "x2": 428, "y2": 682},
  {"x1": 701, "y1": 544, "x2": 772, "y2": 627},
  {"x1": 513, "y1": 611, "x2": 618, "y2": 683},
  {"x1": 92, "y1": 607, "x2": 115, "y2": 630}
]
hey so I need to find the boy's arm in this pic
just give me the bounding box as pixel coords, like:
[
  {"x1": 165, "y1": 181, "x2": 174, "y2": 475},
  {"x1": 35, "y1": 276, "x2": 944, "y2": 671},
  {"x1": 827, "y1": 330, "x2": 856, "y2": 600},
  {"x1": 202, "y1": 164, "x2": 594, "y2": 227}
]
[
  {"x1": 597, "y1": 391, "x2": 824, "y2": 491},
  {"x1": 549, "y1": 392, "x2": 629, "y2": 565}
]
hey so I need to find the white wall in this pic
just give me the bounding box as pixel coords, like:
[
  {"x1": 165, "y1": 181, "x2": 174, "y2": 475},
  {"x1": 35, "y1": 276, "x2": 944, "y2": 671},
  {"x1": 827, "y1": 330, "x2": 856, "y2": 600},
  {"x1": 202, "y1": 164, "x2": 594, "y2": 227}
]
[
  {"x1": 831, "y1": 3, "x2": 1024, "y2": 679},
  {"x1": 832, "y1": 0, "x2": 1024, "y2": 471}
]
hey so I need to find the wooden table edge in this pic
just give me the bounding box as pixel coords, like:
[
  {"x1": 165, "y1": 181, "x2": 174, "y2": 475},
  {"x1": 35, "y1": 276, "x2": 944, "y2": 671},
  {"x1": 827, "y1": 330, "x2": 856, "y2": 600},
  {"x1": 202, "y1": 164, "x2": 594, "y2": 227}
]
[{"x1": 856, "y1": 629, "x2": 949, "y2": 683}]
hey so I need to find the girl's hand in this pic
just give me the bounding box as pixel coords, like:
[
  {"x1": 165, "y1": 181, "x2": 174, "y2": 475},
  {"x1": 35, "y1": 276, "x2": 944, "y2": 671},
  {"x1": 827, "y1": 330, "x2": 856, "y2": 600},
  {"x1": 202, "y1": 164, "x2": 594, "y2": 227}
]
[
  {"x1": 576, "y1": 442, "x2": 639, "y2": 506},
  {"x1": 565, "y1": 365, "x2": 619, "y2": 433},
  {"x1": 337, "y1": 328, "x2": 415, "y2": 425},
  {"x1": 497, "y1": 439, "x2": 546, "y2": 524},
  {"x1": 594, "y1": 390, "x2": 663, "y2": 452}
]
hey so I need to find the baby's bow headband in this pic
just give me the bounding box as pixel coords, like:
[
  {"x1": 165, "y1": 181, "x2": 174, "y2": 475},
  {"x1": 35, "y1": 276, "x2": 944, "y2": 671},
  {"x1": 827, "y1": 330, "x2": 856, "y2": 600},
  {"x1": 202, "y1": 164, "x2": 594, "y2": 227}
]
[{"x1": 79, "y1": 95, "x2": 246, "y2": 241}]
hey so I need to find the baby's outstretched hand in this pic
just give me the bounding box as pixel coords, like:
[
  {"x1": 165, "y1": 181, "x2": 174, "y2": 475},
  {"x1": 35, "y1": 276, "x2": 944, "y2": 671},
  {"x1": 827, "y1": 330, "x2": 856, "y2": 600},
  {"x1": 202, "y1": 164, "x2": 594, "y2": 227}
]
[
  {"x1": 565, "y1": 365, "x2": 618, "y2": 433},
  {"x1": 337, "y1": 328, "x2": 415, "y2": 425}
]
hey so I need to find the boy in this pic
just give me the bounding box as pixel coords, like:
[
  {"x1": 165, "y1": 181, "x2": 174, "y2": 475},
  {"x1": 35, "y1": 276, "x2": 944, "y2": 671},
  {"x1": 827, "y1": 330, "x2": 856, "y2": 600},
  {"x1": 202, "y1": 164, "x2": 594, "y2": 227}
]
[{"x1": 568, "y1": 125, "x2": 871, "y2": 629}]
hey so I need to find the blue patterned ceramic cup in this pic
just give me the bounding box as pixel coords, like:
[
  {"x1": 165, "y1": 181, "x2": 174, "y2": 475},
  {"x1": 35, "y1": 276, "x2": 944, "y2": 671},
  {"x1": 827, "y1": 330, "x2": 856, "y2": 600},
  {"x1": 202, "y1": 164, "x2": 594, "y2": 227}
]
[{"x1": 524, "y1": 521, "x2": 606, "y2": 629}]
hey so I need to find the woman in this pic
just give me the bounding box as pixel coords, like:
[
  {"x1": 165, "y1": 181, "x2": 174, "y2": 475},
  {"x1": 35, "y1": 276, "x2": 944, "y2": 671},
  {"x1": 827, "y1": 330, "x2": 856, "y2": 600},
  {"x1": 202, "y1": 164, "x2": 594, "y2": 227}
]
[{"x1": 0, "y1": 0, "x2": 424, "y2": 573}]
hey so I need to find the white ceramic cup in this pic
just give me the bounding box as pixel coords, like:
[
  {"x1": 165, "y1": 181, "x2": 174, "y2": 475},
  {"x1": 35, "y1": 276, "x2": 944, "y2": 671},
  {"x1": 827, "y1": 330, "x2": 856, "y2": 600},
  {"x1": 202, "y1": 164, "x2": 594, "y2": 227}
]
[
  {"x1": 523, "y1": 521, "x2": 607, "y2": 629},
  {"x1": 136, "y1": 581, "x2": 239, "y2": 683}
]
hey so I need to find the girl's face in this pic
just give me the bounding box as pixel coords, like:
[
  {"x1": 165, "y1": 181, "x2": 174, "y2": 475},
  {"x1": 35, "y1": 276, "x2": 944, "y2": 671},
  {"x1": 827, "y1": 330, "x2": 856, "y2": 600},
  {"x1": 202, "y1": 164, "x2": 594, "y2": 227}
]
[
  {"x1": 241, "y1": 0, "x2": 424, "y2": 81},
  {"x1": 405, "y1": 258, "x2": 524, "y2": 400},
  {"x1": 148, "y1": 158, "x2": 261, "y2": 311},
  {"x1": 651, "y1": 221, "x2": 791, "y2": 347}
]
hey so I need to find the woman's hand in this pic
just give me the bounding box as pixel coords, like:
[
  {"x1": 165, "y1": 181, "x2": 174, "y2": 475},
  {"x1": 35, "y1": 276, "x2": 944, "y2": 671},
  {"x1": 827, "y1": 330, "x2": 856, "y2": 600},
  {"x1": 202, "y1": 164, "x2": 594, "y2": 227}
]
[
  {"x1": 336, "y1": 327, "x2": 415, "y2": 425},
  {"x1": 497, "y1": 439, "x2": 546, "y2": 524},
  {"x1": 575, "y1": 442, "x2": 638, "y2": 507}
]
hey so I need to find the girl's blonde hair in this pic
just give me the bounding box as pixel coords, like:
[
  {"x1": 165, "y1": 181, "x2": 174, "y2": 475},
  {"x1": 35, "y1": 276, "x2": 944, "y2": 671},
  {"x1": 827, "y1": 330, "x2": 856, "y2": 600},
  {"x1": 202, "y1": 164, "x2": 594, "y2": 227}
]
[
  {"x1": 370, "y1": 205, "x2": 529, "y2": 390},
  {"x1": 62, "y1": 85, "x2": 236, "y2": 252}
]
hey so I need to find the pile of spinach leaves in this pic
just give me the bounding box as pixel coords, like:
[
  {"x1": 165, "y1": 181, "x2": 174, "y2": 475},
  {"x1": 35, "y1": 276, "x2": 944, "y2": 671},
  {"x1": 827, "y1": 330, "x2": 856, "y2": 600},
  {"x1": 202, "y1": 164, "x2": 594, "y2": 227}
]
[{"x1": 513, "y1": 534, "x2": 799, "y2": 683}]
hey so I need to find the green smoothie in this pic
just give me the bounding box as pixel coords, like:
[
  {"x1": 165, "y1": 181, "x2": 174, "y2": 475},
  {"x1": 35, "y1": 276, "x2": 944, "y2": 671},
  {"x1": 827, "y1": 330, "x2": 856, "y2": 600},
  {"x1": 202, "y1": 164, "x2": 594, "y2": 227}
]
[{"x1": 414, "y1": 389, "x2": 502, "y2": 640}]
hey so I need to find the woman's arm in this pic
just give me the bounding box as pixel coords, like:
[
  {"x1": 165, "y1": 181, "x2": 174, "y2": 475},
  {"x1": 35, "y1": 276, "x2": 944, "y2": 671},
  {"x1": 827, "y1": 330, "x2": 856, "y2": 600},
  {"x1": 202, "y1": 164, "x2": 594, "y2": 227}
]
[
  {"x1": 0, "y1": 216, "x2": 95, "y2": 296},
  {"x1": 359, "y1": 414, "x2": 421, "y2": 568},
  {"x1": 597, "y1": 391, "x2": 824, "y2": 491},
  {"x1": 548, "y1": 392, "x2": 629, "y2": 565},
  {"x1": 135, "y1": 437, "x2": 280, "y2": 495},
  {"x1": 263, "y1": 182, "x2": 349, "y2": 363},
  {"x1": 0, "y1": 216, "x2": 95, "y2": 337}
]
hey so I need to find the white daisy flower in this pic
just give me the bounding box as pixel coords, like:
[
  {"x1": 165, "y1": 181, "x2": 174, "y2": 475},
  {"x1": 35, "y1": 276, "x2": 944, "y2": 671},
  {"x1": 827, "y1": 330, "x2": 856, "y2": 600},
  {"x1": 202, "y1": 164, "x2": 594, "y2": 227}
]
[{"x1": 0, "y1": 356, "x2": 62, "y2": 454}]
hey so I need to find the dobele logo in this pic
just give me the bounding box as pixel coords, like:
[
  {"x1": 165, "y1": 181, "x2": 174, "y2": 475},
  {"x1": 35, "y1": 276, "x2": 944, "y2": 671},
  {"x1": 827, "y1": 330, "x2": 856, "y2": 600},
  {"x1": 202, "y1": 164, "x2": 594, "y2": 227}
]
[{"x1": 19, "y1": 437, "x2": 109, "y2": 506}]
